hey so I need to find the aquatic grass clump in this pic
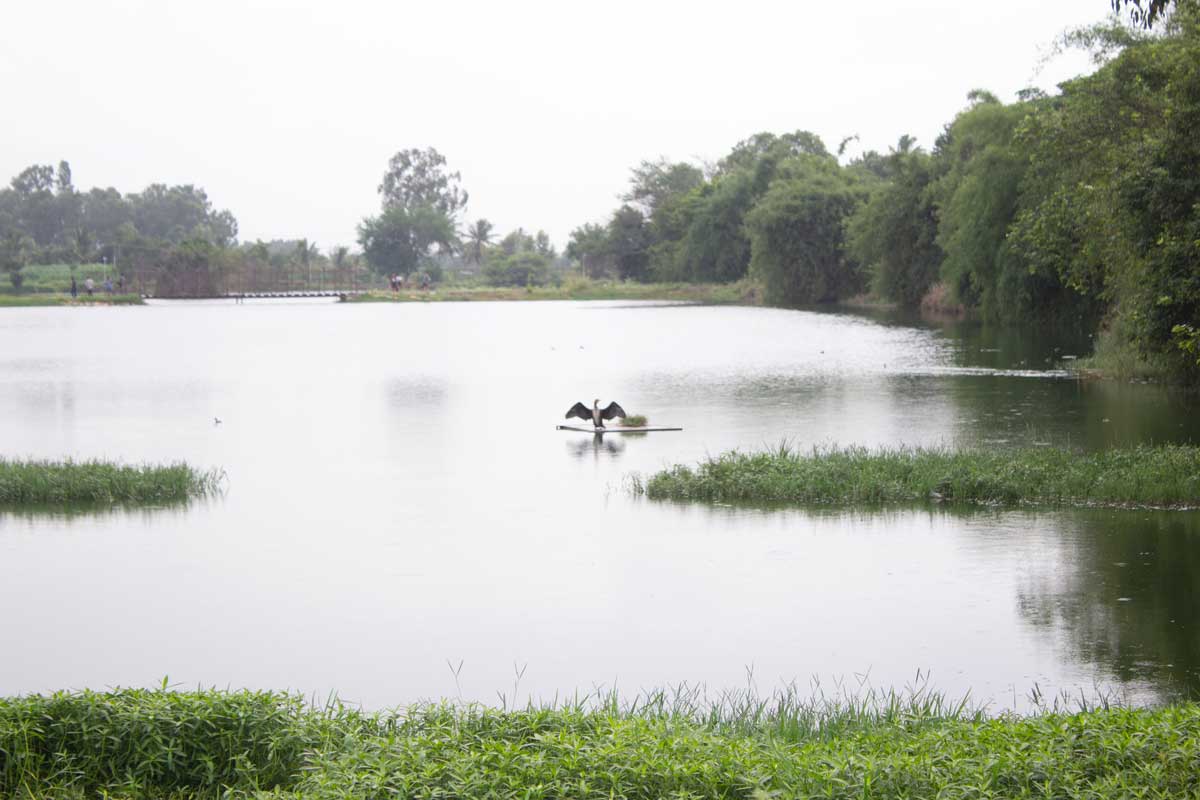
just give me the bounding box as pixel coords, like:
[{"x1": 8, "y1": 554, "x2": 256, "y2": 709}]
[
  {"x1": 619, "y1": 413, "x2": 649, "y2": 427},
  {"x1": 638, "y1": 443, "x2": 1200, "y2": 509},
  {"x1": 2, "y1": 686, "x2": 1199, "y2": 799},
  {"x1": 0, "y1": 459, "x2": 221, "y2": 505}
]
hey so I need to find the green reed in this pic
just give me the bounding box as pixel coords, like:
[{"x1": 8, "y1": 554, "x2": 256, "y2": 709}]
[
  {"x1": 636, "y1": 443, "x2": 1200, "y2": 509},
  {"x1": 2, "y1": 686, "x2": 1198, "y2": 799},
  {"x1": 0, "y1": 459, "x2": 221, "y2": 505}
]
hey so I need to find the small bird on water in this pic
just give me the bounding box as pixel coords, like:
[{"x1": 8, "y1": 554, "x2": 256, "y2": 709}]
[
  {"x1": 214, "y1": 417, "x2": 222, "y2": 425},
  {"x1": 565, "y1": 398, "x2": 626, "y2": 429}
]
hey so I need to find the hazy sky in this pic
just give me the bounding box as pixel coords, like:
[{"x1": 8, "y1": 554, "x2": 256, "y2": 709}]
[{"x1": 3, "y1": 0, "x2": 1108, "y2": 250}]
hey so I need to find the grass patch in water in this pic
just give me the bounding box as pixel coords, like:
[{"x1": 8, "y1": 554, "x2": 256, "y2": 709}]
[
  {"x1": 0, "y1": 459, "x2": 221, "y2": 505},
  {"x1": 635, "y1": 443, "x2": 1200, "y2": 509},
  {"x1": 619, "y1": 413, "x2": 649, "y2": 427},
  {"x1": 2, "y1": 686, "x2": 1199, "y2": 799}
]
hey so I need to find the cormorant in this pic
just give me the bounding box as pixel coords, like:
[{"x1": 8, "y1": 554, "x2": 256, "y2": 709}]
[{"x1": 565, "y1": 399, "x2": 626, "y2": 429}]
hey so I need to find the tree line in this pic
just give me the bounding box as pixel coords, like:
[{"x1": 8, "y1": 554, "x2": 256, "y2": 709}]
[{"x1": 567, "y1": 2, "x2": 1199, "y2": 381}]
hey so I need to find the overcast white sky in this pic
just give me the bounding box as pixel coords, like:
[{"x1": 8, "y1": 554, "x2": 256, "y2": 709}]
[{"x1": 2, "y1": 0, "x2": 1109, "y2": 250}]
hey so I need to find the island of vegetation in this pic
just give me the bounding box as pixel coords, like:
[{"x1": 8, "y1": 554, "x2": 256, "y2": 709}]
[
  {"x1": 634, "y1": 444, "x2": 1200, "y2": 509},
  {"x1": 0, "y1": 459, "x2": 221, "y2": 505},
  {"x1": 1, "y1": 686, "x2": 1197, "y2": 799}
]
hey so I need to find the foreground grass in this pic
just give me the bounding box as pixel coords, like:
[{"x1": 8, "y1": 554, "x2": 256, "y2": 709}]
[
  {"x1": 636, "y1": 443, "x2": 1200, "y2": 509},
  {"x1": 0, "y1": 293, "x2": 143, "y2": 307},
  {"x1": 346, "y1": 279, "x2": 759, "y2": 305},
  {"x1": 1, "y1": 687, "x2": 1198, "y2": 799},
  {"x1": 0, "y1": 459, "x2": 221, "y2": 505}
]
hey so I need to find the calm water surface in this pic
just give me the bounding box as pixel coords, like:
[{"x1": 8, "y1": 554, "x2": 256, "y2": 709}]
[{"x1": 1, "y1": 300, "x2": 1198, "y2": 709}]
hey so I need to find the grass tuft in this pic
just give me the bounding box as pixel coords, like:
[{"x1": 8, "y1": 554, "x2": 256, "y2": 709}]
[
  {"x1": 636, "y1": 443, "x2": 1200, "y2": 509},
  {"x1": 0, "y1": 459, "x2": 222, "y2": 506},
  {"x1": 619, "y1": 413, "x2": 649, "y2": 427}
]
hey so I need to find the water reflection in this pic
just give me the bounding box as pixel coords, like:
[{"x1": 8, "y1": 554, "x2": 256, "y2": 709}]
[
  {"x1": 565, "y1": 432, "x2": 627, "y2": 459},
  {"x1": 1017, "y1": 509, "x2": 1200, "y2": 699}
]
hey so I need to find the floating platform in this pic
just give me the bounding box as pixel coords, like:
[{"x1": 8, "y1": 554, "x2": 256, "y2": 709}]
[{"x1": 557, "y1": 425, "x2": 682, "y2": 433}]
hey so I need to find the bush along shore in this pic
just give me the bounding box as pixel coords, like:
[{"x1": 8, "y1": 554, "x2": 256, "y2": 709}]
[
  {"x1": 1, "y1": 687, "x2": 1199, "y2": 799},
  {"x1": 634, "y1": 444, "x2": 1200, "y2": 509},
  {"x1": 0, "y1": 459, "x2": 221, "y2": 505}
]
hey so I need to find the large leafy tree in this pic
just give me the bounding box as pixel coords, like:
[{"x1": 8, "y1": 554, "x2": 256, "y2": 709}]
[
  {"x1": 363, "y1": 148, "x2": 465, "y2": 278},
  {"x1": 358, "y1": 205, "x2": 457, "y2": 278},
  {"x1": 605, "y1": 205, "x2": 651, "y2": 281},
  {"x1": 0, "y1": 230, "x2": 33, "y2": 290},
  {"x1": 930, "y1": 94, "x2": 1035, "y2": 318},
  {"x1": 847, "y1": 143, "x2": 943, "y2": 307},
  {"x1": 623, "y1": 158, "x2": 704, "y2": 216},
  {"x1": 378, "y1": 147, "x2": 468, "y2": 219},
  {"x1": 566, "y1": 223, "x2": 611, "y2": 278},
  {"x1": 746, "y1": 156, "x2": 869, "y2": 305}
]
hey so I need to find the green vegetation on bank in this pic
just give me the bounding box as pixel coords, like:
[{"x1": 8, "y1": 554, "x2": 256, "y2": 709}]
[
  {"x1": 344, "y1": 278, "x2": 757, "y2": 304},
  {"x1": 635, "y1": 444, "x2": 1200, "y2": 509},
  {"x1": 2, "y1": 687, "x2": 1198, "y2": 799},
  {"x1": 0, "y1": 292, "x2": 143, "y2": 307},
  {"x1": 0, "y1": 459, "x2": 221, "y2": 505},
  {"x1": 567, "y1": 4, "x2": 1200, "y2": 384}
]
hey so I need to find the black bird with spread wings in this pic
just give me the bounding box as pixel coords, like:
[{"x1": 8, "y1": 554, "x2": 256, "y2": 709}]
[{"x1": 565, "y1": 398, "x2": 626, "y2": 429}]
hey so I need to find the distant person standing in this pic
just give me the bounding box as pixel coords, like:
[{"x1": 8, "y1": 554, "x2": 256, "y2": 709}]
[
  {"x1": 84, "y1": 277, "x2": 94, "y2": 296},
  {"x1": 117, "y1": 274, "x2": 126, "y2": 293},
  {"x1": 70, "y1": 277, "x2": 77, "y2": 298},
  {"x1": 104, "y1": 277, "x2": 113, "y2": 294}
]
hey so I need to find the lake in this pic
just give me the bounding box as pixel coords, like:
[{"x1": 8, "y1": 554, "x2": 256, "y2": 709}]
[{"x1": 1, "y1": 299, "x2": 1197, "y2": 710}]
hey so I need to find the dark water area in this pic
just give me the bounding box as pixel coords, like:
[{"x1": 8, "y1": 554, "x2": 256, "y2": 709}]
[{"x1": 0, "y1": 299, "x2": 1197, "y2": 709}]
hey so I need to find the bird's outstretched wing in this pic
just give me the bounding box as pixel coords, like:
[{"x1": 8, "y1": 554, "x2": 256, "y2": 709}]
[
  {"x1": 600, "y1": 401, "x2": 626, "y2": 421},
  {"x1": 565, "y1": 401, "x2": 591, "y2": 421}
]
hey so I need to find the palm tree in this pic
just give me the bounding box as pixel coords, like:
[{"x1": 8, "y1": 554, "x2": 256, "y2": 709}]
[
  {"x1": 295, "y1": 239, "x2": 320, "y2": 288},
  {"x1": 329, "y1": 245, "x2": 350, "y2": 288},
  {"x1": 464, "y1": 219, "x2": 494, "y2": 266}
]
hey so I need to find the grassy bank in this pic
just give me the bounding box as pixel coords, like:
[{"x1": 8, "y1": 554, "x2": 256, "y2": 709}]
[
  {"x1": 635, "y1": 444, "x2": 1200, "y2": 509},
  {"x1": 1, "y1": 687, "x2": 1197, "y2": 799},
  {"x1": 0, "y1": 459, "x2": 221, "y2": 505},
  {"x1": 0, "y1": 293, "x2": 143, "y2": 307},
  {"x1": 345, "y1": 278, "x2": 760, "y2": 305}
]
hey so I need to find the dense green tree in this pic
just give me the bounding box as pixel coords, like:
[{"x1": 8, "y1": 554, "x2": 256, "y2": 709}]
[
  {"x1": 377, "y1": 147, "x2": 467, "y2": 219},
  {"x1": 716, "y1": 130, "x2": 829, "y2": 176},
  {"x1": 606, "y1": 205, "x2": 651, "y2": 281},
  {"x1": 848, "y1": 145, "x2": 942, "y2": 307},
  {"x1": 358, "y1": 205, "x2": 457, "y2": 278},
  {"x1": 1117, "y1": 7, "x2": 1200, "y2": 377},
  {"x1": 623, "y1": 158, "x2": 705, "y2": 216},
  {"x1": 0, "y1": 230, "x2": 33, "y2": 290},
  {"x1": 746, "y1": 156, "x2": 868, "y2": 305},
  {"x1": 565, "y1": 223, "x2": 611, "y2": 278},
  {"x1": 483, "y1": 249, "x2": 552, "y2": 287},
  {"x1": 80, "y1": 188, "x2": 131, "y2": 245},
  {"x1": 931, "y1": 95, "x2": 1039, "y2": 317}
]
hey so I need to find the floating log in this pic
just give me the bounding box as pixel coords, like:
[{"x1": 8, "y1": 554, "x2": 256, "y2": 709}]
[{"x1": 557, "y1": 425, "x2": 683, "y2": 433}]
